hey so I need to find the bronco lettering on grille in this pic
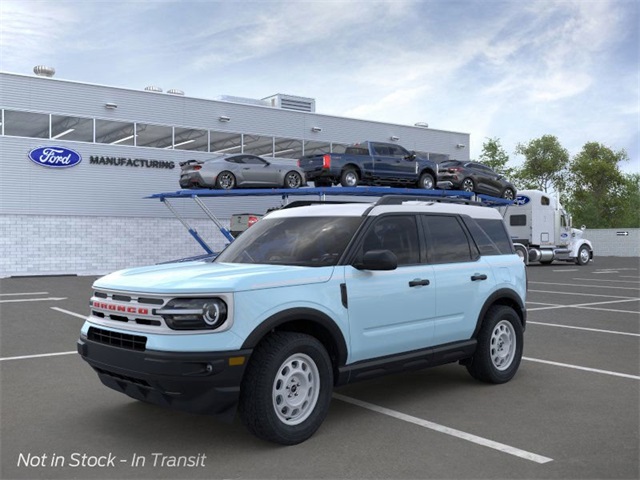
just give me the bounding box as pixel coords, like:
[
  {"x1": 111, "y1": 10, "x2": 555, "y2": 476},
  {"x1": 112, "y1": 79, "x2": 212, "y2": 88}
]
[{"x1": 92, "y1": 301, "x2": 149, "y2": 315}]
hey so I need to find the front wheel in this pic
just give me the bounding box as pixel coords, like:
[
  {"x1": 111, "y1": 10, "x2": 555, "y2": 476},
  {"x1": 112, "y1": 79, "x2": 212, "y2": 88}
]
[
  {"x1": 417, "y1": 172, "x2": 435, "y2": 190},
  {"x1": 575, "y1": 245, "x2": 590, "y2": 265},
  {"x1": 239, "y1": 332, "x2": 333, "y2": 445},
  {"x1": 466, "y1": 305, "x2": 523, "y2": 384},
  {"x1": 502, "y1": 188, "x2": 515, "y2": 200},
  {"x1": 283, "y1": 171, "x2": 303, "y2": 189}
]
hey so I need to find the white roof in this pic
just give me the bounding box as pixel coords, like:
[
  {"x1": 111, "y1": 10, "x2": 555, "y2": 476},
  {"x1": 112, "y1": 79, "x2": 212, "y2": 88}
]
[{"x1": 264, "y1": 200, "x2": 502, "y2": 220}]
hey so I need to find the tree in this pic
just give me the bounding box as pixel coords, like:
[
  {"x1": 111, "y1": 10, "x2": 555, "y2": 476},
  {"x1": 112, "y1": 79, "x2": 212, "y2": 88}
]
[
  {"x1": 478, "y1": 137, "x2": 510, "y2": 174},
  {"x1": 514, "y1": 135, "x2": 569, "y2": 193},
  {"x1": 565, "y1": 142, "x2": 637, "y2": 228}
]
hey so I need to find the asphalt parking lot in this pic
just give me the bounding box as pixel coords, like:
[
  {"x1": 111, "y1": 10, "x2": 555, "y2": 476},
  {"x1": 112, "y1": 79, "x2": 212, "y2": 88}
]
[{"x1": 1, "y1": 256, "x2": 638, "y2": 480}]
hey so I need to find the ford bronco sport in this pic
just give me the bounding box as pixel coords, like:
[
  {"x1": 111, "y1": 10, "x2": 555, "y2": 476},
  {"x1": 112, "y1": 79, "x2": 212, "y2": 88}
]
[{"x1": 78, "y1": 196, "x2": 526, "y2": 445}]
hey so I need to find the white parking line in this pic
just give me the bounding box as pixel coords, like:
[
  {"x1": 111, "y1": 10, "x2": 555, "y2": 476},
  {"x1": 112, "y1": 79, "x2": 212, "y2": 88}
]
[
  {"x1": 51, "y1": 307, "x2": 87, "y2": 319},
  {"x1": 528, "y1": 298, "x2": 639, "y2": 312},
  {"x1": 528, "y1": 321, "x2": 640, "y2": 337},
  {"x1": 0, "y1": 351, "x2": 76, "y2": 362},
  {"x1": 523, "y1": 357, "x2": 640, "y2": 380},
  {"x1": 333, "y1": 393, "x2": 553, "y2": 464},
  {"x1": 529, "y1": 282, "x2": 640, "y2": 291},
  {"x1": 0, "y1": 291, "x2": 49, "y2": 296},
  {"x1": 552, "y1": 269, "x2": 579, "y2": 272},
  {"x1": 572, "y1": 278, "x2": 640, "y2": 284},
  {"x1": 529, "y1": 289, "x2": 638, "y2": 300},
  {"x1": 0, "y1": 297, "x2": 67, "y2": 304}
]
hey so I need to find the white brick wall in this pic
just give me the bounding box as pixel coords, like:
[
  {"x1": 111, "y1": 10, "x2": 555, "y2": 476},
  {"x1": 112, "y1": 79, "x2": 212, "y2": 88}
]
[
  {"x1": 0, "y1": 215, "x2": 231, "y2": 277},
  {"x1": 1, "y1": 217, "x2": 637, "y2": 277},
  {"x1": 583, "y1": 228, "x2": 640, "y2": 258}
]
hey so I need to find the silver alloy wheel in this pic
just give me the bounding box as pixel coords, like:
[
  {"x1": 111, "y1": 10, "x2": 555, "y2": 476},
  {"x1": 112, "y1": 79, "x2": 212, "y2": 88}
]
[
  {"x1": 462, "y1": 178, "x2": 474, "y2": 192},
  {"x1": 503, "y1": 188, "x2": 515, "y2": 200},
  {"x1": 285, "y1": 172, "x2": 302, "y2": 188},
  {"x1": 490, "y1": 320, "x2": 516, "y2": 371},
  {"x1": 579, "y1": 246, "x2": 590, "y2": 264},
  {"x1": 342, "y1": 171, "x2": 358, "y2": 187},
  {"x1": 272, "y1": 353, "x2": 320, "y2": 426},
  {"x1": 217, "y1": 172, "x2": 235, "y2": 189},
  {"x1": 420, "y1": 174, "x2": 434, "y2": 189}
]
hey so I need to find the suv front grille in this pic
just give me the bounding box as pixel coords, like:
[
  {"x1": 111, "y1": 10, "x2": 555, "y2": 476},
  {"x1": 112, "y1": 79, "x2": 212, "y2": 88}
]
[{"x1": 88, "y1": 326, "x2": 147, "y2": 351}]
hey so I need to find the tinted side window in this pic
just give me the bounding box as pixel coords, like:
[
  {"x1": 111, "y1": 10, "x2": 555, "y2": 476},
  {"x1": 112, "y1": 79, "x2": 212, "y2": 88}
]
[
  {"x1": 361, "y1": 215, "x2": 420, "y2": 265},
  {"x1": 463, "y1": 217, "x2": 514, "y2": 256},
  {"x1": 422, "y1": 216, "x2": 473, "y2": 264},
  {"x1": 510, "y1": 215, "x2": 527, "y2": 226}
]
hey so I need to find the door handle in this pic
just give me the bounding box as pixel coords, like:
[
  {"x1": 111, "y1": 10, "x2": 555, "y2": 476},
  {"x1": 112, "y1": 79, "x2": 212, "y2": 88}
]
[
  {"x1": 409, "y1": 279, "x2": 430, "y2": 287},
  {"x1": 471, "y1": 274, "x2": 488, "y2": 281}
]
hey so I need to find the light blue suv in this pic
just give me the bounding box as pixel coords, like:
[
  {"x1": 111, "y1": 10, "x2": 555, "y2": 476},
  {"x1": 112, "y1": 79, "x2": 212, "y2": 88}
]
[{"x1": 78, "y1": 196, "x2": 527, "y2": 445}]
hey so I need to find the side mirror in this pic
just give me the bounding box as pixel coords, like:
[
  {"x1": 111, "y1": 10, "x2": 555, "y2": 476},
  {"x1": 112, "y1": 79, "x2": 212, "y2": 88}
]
[
  {"x1": 581, "y1": 225, "x2": 586, "y2": 231},
  {"x1": 354, "y1": 250, "x2": 397, "y2": 271},
  {"x1": 404, "y1": 151, "x2": 417, "y2": 161}
]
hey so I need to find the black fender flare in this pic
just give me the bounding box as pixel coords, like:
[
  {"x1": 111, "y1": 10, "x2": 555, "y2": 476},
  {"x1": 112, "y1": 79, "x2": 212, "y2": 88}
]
[
  {"x1": 472, "y1": 289, "x2": 526, "y2": 338},
  {"x1": 240, "y1": 307, "x2": 348, "y2": 367}
]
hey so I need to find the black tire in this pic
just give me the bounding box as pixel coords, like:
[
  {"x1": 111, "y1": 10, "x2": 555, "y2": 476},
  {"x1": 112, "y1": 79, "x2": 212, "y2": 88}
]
[
  {"x1": 216, "y1": 171, "x2": 236, "y2": 190},
  {"x1": 461, "y1": 177, "x2": 475, "y2": 192},
  {"x1": 284, "y1": 171, "x2": 303, "y2": 189},
  {"x1": 340, "y1": 168, "x2": 359, "y2": 187},
  {"x1": 502, "y1": 188, "x2": 515, "y2": 200},
  {"x1": 514, "y1": 244, "x2": 528, "y2": 265},
  {"x1": 417, "y1": 172, "x2": 435, "y2": 190},
  {"x1": 575, "y1": 245, "x2": 590, "y2": 265},
  {"x1": 239, "y1": 332, "x2": 333, "y2": 445},
  {"x1": 466, "y1": 305, "x2": 523, "y2": 384},
  {"x1": 314, "y1": 179, "x2": 332, "y2": 188},
  {"x1": 540, "y1": 259, "x2": 553, "y2": 265}
]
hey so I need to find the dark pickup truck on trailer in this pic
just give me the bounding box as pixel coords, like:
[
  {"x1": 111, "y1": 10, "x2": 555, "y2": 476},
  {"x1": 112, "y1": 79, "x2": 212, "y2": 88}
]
[{"x1": 298, "y1": 141, "x2": 441, "y2": 189}]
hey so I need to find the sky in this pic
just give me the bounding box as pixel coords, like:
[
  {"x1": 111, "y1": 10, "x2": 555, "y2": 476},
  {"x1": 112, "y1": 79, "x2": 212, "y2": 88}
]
[{"x1": 1, "y1": 0, "x2": 638, "y2": 174}]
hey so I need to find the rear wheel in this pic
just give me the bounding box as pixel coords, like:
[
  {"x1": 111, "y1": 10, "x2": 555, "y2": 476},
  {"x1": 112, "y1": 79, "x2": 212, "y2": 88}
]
[
  {"x1": 340, "y1": 168, "x2": 359, "y2": 187},
  {"x1": 216, "y1": 171, "x2": 236, "y2": 190},
  {"x1": 284, "y1": 171, "x2": 303, "y2": 189},
  {"x1": 239, "y1": 332, "x2": 333, "y2": 445},
  {"x1": 417, "y1": 172, "x2": 435, "y2": 190},
  {"x1": 466, "y1": 305, "x2": 523, "y2": 384},
  {"x1": 461, "y1": 177, "x2": 475, "y2": 192}
]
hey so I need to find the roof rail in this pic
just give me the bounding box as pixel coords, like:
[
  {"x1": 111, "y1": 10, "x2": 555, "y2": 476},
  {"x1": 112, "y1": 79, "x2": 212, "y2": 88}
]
[{"x1": 375, "y1": 194, "x2": 481, "y2": 206}]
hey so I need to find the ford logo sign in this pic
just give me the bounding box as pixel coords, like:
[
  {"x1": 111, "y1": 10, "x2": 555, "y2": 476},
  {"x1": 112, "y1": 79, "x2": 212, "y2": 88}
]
[
  {"x1": 28, "y1": 146, "x2": 82, "y2": 168},
  {"x1": 514, "y1": 195, "x2": 530, "y2": 206},
  {"x1": 561, "y1": 233, "x2": 569, "y2": 238}
]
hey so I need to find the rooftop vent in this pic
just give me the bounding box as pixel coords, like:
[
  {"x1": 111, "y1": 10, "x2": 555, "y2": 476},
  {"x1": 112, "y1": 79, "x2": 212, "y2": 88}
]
[
  {"x1": 167, "y1": 89, "x2": 184, "y2": 96},
  {"x1": 33, "y1": 65, "x2": 55, "y2": 78},
  {"x1": 262, "y1": 94, "x2": 316, "y2": 113},
  {"x1": 144, "y1": 86, "x2": 163, "y2": 92},
  {"x1": 215, "y1": 95, "x2": 270, "y2": 107}
]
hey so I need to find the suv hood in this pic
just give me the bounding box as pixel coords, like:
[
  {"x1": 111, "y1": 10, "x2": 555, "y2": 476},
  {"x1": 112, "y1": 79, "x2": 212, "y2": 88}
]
[{"x1": 93, "y1": 261, "x2": 334, "y2": 295}]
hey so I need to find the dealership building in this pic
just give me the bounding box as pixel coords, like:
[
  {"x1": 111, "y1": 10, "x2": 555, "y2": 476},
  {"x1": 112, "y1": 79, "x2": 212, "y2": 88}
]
[{"x1": 0, "y1": 69, "x2": 471, "y2": 277}]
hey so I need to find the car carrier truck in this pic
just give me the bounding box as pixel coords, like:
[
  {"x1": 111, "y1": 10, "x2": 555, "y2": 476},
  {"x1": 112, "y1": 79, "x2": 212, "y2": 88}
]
[{"x1": 499, "y1": 189, "x2": 593, "y2": 265}]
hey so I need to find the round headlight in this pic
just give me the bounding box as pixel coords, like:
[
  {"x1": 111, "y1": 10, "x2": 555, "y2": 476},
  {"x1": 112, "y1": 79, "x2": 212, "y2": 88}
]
[{"x1": 203, "y1": 301, "x2": 226, "y2": 327}]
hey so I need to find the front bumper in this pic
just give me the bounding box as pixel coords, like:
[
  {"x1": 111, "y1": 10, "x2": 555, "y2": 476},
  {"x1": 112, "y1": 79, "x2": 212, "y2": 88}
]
[{"x1": 77, "y1": 336, "x2": 251, "y2": 420}]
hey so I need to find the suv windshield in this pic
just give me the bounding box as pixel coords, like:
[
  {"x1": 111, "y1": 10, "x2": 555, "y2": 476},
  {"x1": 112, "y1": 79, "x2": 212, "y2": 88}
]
[{"x1": 215, "y1": 216, "x2": 364, "y2": 266}]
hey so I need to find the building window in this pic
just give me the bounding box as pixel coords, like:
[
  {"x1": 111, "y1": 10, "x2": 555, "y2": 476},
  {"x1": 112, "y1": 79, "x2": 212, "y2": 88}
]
[
  {"x1": 3, "y1": 110, "x2": 49, "y2": 138},
  {"x1": 136, "y1": 123, "x2": 173, "y2": 149},
  {"x1": 244, "y1": 134, "x2": 274, "y2": 156},
  {"x1": 173, "y1": 127, "x2": 208, "y2": 151},
  {"x1": 273, "y1": 137, "x2": 303, "y2": 159},
  {"x1": 210, "y1": 131, "x2": 243, "y2": 154},
  {"x1": 51, "y1": 115, "x2": 94, "y2": 142},
  {"x1": 95, "y1": 119, "x2": 135, "y2": 146}
]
